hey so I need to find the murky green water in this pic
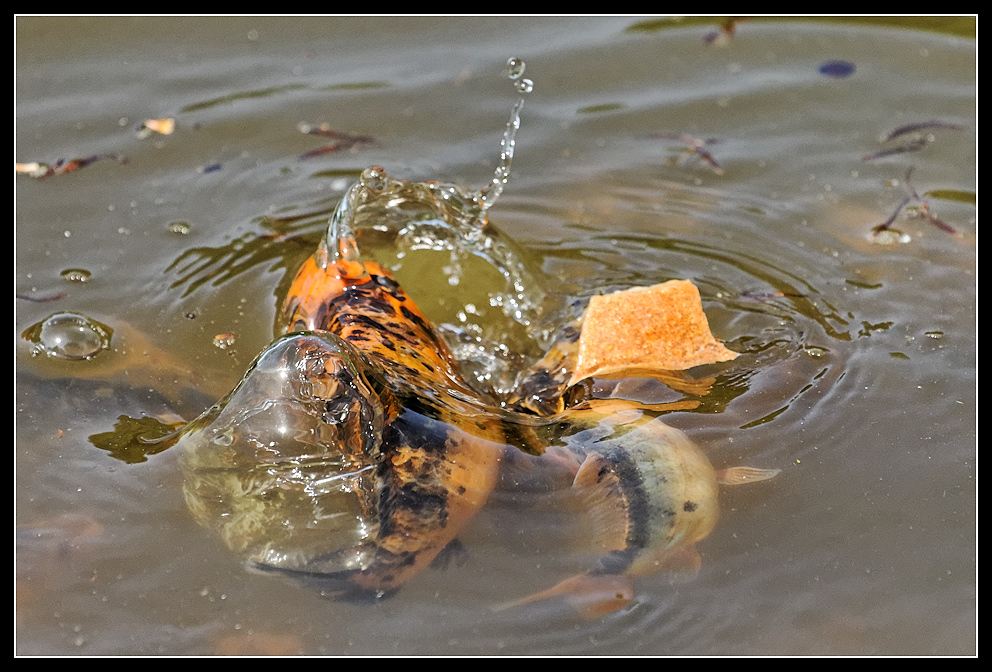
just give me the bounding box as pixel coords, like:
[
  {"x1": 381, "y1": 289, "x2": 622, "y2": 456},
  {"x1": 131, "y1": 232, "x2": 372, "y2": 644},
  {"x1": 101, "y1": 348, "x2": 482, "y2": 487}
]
[{"x1": 16, "y1": 17, "x2": 975, "y2": 655}]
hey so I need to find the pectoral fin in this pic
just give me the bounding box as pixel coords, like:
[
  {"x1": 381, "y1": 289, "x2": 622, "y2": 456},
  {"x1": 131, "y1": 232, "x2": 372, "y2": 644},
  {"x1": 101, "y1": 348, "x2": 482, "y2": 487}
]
[
  {"x1": 572, "y1": 451, "x2": 631, "y2": 555},
  {"x1": 493, "y1": 573, "x2": 634, "y2": 619},
  {"x1": 715, "y1": 466, "x2": 781, "y2": 486}
]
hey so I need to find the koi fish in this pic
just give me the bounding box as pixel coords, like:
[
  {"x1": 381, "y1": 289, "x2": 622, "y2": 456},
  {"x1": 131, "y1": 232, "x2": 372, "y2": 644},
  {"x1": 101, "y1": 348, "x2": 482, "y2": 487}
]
[
  {"x1": 493, "y1": 403, "x2": 779, "y2": 617},
  {"x1": 179, "y1": 238, "x2": 505, "y2": 599}
]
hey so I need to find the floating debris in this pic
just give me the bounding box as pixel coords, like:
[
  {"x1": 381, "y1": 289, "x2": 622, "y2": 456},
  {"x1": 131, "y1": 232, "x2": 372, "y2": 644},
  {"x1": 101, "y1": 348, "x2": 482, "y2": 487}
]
[
  {"x1": 651, "y1": 132, "x2": 724, "y2": 174},
  {"x1": 818, "y1": 60, "x2": 856, "y2": 78},
  {"x1": 137, "y1": 117, "x2": 176, "y2": 138},
  {"x1": 864, "y1": 119, "x2": 967, "y2": 161},
  {"x1": 882, "y1": 119, "x2": 968, "y2": 142},
  {"x1": 739, "y1": 289, "x2": 807, "y2": 302},
  {"x1": 871, "y1": 166, "x2": 961, "y2": 239},
  {"x1": 862, "y1": 137, "x2": 928, "y2": 161},
  {"x1": 16, "y1": 154, "x2": 127, "y2": 178},
  {"x1": 17, "y1": 291, "x2": 67, "y2": 303},
  {"x1": 703, "y1": 17, "x2": 749, "y2": 46},
  {"x1": 297, "y1": 124, "x2": 379, "y2": 159}
]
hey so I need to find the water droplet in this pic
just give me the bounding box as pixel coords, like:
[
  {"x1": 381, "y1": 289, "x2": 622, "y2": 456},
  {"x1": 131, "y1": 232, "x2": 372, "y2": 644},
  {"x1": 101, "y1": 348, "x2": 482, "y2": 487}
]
[
  {"x1": 60, "y1": 268, "x2": 91, "y2": 283},
  {"x1": 360, "y1": 166, "x2": 387, "y2": 192},
  {"x1": 514, "y1": 78, "x2": 534, "y2": 94},
  {"x1": 169, "y1": 221, "x2": 192, "y2": 235},
  {"x1": 505, "y1": 57, "x2": 525, "y2": 80},
  {"x1": 21, "y1": 312, "x2": 113, "y2": 360}
]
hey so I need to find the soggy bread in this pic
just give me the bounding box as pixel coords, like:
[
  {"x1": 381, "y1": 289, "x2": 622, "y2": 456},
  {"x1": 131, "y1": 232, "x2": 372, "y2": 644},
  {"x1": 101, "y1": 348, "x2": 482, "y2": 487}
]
[{"x1": 569, "y1": 279, "x2": 738, "y2": 385}]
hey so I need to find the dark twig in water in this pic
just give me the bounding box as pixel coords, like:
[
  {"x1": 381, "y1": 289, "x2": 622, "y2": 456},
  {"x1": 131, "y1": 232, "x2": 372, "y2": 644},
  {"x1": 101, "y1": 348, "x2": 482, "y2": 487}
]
[
  {"x1": 863, "y1": 119, "x2": 967, "y2": 162},
  {"x1": 17, "y1": 291, "x2": 67, "y2": 303},
  {"x1": 739, "y1": 290, "x2": 807, "y2": 302},
  {"x1": 882, "y1": 120, "x2": 967, "y2": 142},
  {"x1": 651, "y1": 132, "x2": 724, "y2": 175},
  {"x1": 871, "y1": 166, "x2": 962, "y2": 238},
  {"x1": 870, "y1": 196, "x2": 912, "y2": 238},
  {"x1": 16, "y1": 154, "x2": 128, "y2": 178},
  {"x1": 297, "y1": 124, "x2": 379, "y2": 160},
  {"x1": 862, "y1": 137, "x2": 928, "y2": 161}
]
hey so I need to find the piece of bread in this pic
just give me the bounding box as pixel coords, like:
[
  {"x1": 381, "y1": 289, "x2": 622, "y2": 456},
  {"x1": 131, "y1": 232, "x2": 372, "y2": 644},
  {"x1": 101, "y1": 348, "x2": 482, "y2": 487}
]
[{"x1": 569, "y1": 279, "x2": 738, "y2": 386}]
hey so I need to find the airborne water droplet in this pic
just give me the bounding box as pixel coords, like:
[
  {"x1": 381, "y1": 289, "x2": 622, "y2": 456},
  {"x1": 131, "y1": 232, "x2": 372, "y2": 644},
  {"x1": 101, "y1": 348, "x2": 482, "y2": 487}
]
[
  {"x1": 476, "y1": 57, "x2": 533, "y2": 210},
  {"x1": 505, "y1": 57, "x2": 525, "y2": 80}
]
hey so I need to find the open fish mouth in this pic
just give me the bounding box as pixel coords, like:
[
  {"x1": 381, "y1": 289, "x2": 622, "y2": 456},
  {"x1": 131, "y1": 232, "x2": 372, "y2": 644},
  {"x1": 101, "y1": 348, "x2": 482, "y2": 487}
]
[{"x1": 178, "y1": 332, "x2": 387, "y2": 576}]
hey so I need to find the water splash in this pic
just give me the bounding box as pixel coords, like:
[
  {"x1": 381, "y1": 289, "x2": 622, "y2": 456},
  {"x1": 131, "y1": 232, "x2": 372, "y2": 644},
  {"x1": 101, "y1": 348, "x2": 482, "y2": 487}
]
[
  {"x1": 311, "y1": 58, "x2": 544, "y2": 393},
  {"x1": 476, "y1": 57, "x2": 534, "y2": 210},
  {"x1": 324, "y1": 57, "x2": 533, "y2": 261},
  {"x1": 179, "y1": 332, "x2": 383, "y2": 575}
]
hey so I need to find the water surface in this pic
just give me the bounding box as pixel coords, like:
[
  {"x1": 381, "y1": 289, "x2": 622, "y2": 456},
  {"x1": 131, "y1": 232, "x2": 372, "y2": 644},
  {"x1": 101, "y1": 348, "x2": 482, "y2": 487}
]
[{"x1": 16, "y1": 16, "x2": 975, "y2": 655}]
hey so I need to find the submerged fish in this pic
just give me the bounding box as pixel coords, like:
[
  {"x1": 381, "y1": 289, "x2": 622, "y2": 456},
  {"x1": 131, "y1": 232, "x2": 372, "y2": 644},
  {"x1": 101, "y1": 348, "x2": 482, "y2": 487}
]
[{"x1": 494, "y1": 403, "x2": 778, "y2": 616}]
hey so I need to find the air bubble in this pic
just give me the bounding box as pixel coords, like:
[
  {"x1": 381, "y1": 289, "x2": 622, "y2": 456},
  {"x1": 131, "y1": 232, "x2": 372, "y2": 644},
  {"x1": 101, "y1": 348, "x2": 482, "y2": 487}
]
[
  {"x1": 21, "y1": 312, "x2": 114, "y2": 360},
  {"x1": 60, "y1": 268, "x2": 91, "y2": 283}
]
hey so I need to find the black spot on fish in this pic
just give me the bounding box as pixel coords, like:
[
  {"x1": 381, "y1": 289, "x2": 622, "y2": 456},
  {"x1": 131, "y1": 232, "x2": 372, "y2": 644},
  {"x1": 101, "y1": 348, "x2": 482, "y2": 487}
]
[
  {"x1": 372, "y1": 273, "x2": 400, "y2": 291},
  {"x1": 561, "y1": 324, "x2": 581, "y2": 343},
  {"x1": 683, "y1": 501, "x2": 697, "y2": 512}
]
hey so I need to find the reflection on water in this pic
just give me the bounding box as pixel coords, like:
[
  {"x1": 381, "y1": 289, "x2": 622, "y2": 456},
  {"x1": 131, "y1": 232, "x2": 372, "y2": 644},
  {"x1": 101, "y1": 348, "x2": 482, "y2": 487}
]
[{"x1": 16, "y1": 17, "x2": 975, "y2": 655}]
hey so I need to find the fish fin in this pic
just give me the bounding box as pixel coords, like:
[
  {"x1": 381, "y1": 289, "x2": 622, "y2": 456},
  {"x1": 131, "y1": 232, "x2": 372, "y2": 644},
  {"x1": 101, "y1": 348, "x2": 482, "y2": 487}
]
[
  {"x1": 573, "y1": 452, "x2": 631, "y2": 554},
  {"x1": 546, "y1": 445, "x2": 585, "y2": 477},
  {"x1": 492, "y1": 573, "x2": 634, "y2": 619},
  {"x1": 429, "y1": 538, "x2": 469, "y2": 571},
  {"x1": 715, "y1": 466, "x2": 781, "y2": 486},
  {"x1": 655, "y1": 545, "x2": 702, "y2": 576}
]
